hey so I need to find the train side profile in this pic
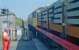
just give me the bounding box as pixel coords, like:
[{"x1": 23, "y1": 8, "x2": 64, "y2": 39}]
[{"x1": 28, "y1": 0, "x2": 79, "y2": 50}]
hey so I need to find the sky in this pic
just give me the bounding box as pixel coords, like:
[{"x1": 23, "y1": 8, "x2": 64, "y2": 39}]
[{"x1": 0, "y1": 0, "x2": 58, "y2": 20}]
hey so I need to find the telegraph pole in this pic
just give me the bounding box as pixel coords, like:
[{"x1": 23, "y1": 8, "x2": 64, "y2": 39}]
[
  {"x1": 1, "y1": 9, "x2": 9, "y2": 33},
  {"x1": 1, "y1": 9, "x2": 17, "y2": 40}
]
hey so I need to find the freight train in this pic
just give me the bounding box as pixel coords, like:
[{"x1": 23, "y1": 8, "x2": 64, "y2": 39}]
[{"x1": 28, "y1": 0, "x2": 79, "y2": 50}]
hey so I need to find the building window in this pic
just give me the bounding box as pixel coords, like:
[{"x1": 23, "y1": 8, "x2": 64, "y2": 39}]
[
  {"x1": 55, "y1": 6, "x2": 62, "y2": 9},
  {"x1": 70, "y1": 0, "x2": 79, "y2": 3},
  {"x1": 67, "y1": 7, "x2": 79, "y2": 12},
  {"x1": 53, "y1": 17, "x2": 60, "y2": 19},
  {"x1": 67, "y1": 16, "x2": 79, "y2": 19},
  {"x1": 48, "y1": 17, "x2": 54, "y2": 23},
  {"x1": 54, "y1": 11, "x2": 62, "y2": 14},
  {"x1": 48, "y1": 8, "x2": 53, "y2": 13}
]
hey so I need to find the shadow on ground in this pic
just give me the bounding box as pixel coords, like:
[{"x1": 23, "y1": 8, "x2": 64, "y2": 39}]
[{"x1": 16, "y1": 31, "x2": 37, "y2": 50}]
